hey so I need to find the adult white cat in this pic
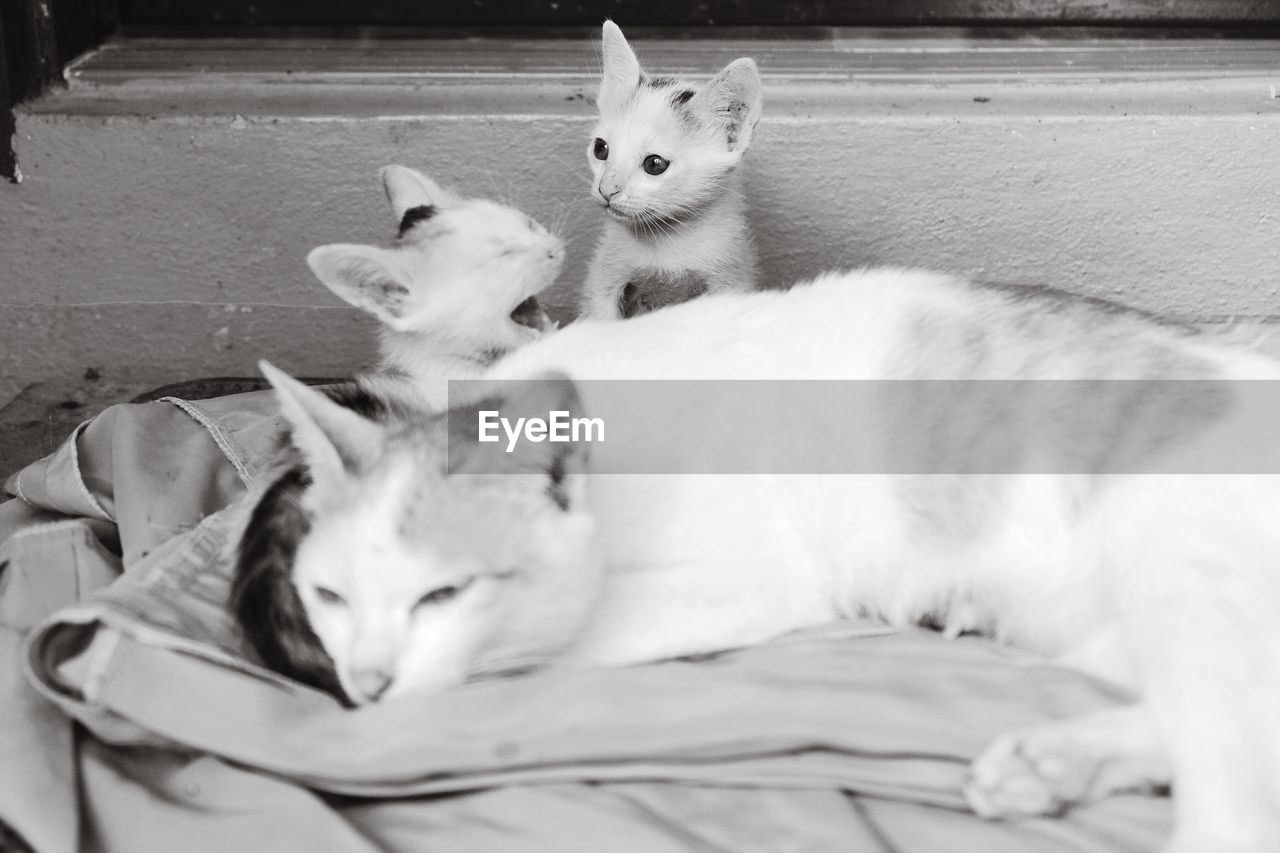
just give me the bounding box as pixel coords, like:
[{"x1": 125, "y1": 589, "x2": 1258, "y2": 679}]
[
  {"x1": 265, "y1": 268, "x2": 1280, "y2": 853},
  {"x1": 580, "y1": 21, "x2": 761, "y2": 319}
]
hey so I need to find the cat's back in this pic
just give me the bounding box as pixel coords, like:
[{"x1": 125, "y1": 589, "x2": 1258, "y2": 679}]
[
  {"x1": 494, "y1": 268, "x2": 952, "y2": 381},
  {"x1": 493, "y1": 265, "x2": 1280, "y2": 384}
]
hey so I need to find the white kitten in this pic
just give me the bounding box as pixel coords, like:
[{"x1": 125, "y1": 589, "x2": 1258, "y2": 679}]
[
  {"x1": 580, "y1": 21, "x2": 762, "y2": 320},
  {"x1": 306, "y1": 165, "x2": 564, "y2": 406},
  {"x1": 264, "y1": 267, "x2": 1280, "y2": 853}
]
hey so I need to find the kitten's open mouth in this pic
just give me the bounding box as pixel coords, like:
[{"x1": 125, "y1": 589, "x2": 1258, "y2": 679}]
[{"x1": 510, "y1": 294, "x2": 553, "y2": 332}]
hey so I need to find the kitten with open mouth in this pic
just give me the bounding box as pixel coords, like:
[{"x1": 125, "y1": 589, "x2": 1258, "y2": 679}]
[{"x1": 305, "y1": 164, "x2": 564, "y2": 407}]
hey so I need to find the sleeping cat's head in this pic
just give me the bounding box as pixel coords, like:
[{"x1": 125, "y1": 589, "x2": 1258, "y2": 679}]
[
  {"x1": 587, "y1": 20, "x2": 762, "y2": 230},
  {"x1": 307, "y1": 166, "x2": 563, "y2": 367},
  {"x1": 256, "y1": 361, "x2": 603, "y2": 705}
]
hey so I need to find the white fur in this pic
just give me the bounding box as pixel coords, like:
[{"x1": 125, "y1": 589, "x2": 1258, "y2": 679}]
[
  {"x1": 580, "y1": 21, "x2": 761, "y2": 319},
  {"x1": 282, "y1": 265, "x2": 1280, "y2": 851},
  {"x1": 483, "y1": 268, "x2": 1280, "y2": 852},
  {"x1": 306, "y1": 165, "x2": 564, "y2": 406}
]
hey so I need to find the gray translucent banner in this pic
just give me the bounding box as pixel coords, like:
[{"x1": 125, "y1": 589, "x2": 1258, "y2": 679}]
[{"x1": 446, "y1": 379, "x2": 1280, "y2": 475}]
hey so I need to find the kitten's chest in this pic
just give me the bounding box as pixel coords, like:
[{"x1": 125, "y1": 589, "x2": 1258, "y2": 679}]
[{"x1": 601, "y1": 219, "x2": 746, "y2": 277}]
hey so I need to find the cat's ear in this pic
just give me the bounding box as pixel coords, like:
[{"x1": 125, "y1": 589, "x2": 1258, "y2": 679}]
[
  {"x1": 448, "y1": 374, "x2": 589, "y2": 511},
  {"x1": 307, "y1": 243, "x2": 417, "y2": 329},
  {"x1": 598, "y1": 20, "x2": 642, "y2": 114},
  {"x1": 379, "y1": 165, "x2": 457, "y2": 226},
  {"x1": 689, "y1": 58, "x2": 763, "y2": 154},
  {"x1": 260, "y1": 361, "x2": 384, "y2": 485}
]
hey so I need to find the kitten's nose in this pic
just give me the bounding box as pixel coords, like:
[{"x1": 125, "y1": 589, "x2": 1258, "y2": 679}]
[
  {"x1": 351, "y1": 667, "x2": 394, "y2": 702},
  {"x1": 598, "y1": 183, "x2": 621, "y2": 202}
]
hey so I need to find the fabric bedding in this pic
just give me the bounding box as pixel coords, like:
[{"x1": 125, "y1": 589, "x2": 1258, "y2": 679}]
[{"x1": 0, "y1": 391, "x2": 1171, "y2": 852}]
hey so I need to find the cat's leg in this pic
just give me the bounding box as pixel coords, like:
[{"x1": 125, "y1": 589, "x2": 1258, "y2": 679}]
[
  {"x1": 965, "y1": 704, "x2": 1170, "y2": 818},
  {"x1": 579, "y1": 238, "x2": 627, "y2": 320},
  {"x1": 1100, "y1": 476, "x2": 1280, "y2": 852}
]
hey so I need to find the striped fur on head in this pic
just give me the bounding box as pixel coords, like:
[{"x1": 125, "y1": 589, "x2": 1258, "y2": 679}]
[
  {"x1": 233, "y1": 380, "x2": 391, "y2": 705},
  {"x1": 234, "y1": 364, "x2": 603, "y2": 706},
  {"x1": 232, "y1": 462, "x2": 351, "y2": 703}
]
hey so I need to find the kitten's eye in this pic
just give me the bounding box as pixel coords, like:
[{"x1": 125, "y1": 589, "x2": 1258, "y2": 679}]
[
  {"x1": 642, "y1": 154, "x2": 670, "y2": 176},
  {"x1": 593, "y1": 138, "x2": 609, "y2": 160},
  {"x1": 413, "y1": 577, "x2": 475, "y2": 610},
  {"x1": 314, "y1": 586, "x2": 346, "y2": 606}
]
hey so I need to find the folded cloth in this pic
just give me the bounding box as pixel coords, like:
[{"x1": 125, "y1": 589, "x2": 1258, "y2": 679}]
[{"x1": 0, "y1": 390, "x2": 1171, "y2": 853}]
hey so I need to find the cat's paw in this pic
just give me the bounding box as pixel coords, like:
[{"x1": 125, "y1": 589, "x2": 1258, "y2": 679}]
[
  {"x1": 965, "y1": 706, "x2": 1169, "y2": 820},
  {"x1": 965, "y1": 725, "x2": 1098, "y2": 818}
]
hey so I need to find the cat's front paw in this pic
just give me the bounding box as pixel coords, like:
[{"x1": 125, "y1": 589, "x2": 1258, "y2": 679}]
[
  {"x1": 965, "y1": 726, "x2": 1095, "y2": 818},
  {"x1": 966, "y1": 706, "x2": 1169, "y2": 820}
]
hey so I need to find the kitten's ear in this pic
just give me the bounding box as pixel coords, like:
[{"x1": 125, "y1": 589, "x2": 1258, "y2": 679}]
[
  {"x1": 598, "y1": 20, "x2": 642, "y2": 114},
  {"x1": 307, "y1": 243, "x2": 417, "y2": 329},
  {"x1": 379, "y1": 165, "x2": 457, "y2": 227},
  {"x1": 448, "y1": 374, "x2": 589, "y2": 511},
  {"x1": 689, "y1": 58, "x2": 763, "y2": 154},
  {"x1": 260, "y1": 361, "x2": 384, "y2": 485}
]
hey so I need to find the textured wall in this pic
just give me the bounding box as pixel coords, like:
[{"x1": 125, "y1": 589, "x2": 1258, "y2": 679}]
[{"x1": 2, "y1": 73, "x2": 1279, "y2": 385}]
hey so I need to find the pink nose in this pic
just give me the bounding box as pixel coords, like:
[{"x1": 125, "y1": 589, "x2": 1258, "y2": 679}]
[{"x1": 351, "y1": 667, "x2": 394, "y2": 702}]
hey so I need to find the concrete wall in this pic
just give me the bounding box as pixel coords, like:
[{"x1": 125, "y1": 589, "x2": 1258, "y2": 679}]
[{"x1": 2, "y1": 37, "x2": 1279, "y2": 386}]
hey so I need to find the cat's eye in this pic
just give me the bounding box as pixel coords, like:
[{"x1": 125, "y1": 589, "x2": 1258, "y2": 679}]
[
  {"x1": 314, "y1": 585, "x2": 346, "y2": 606},
  {"x1": 413, "y1": 577, "x2": 475, "y2": 610},
  {"x1": 642, "y1": 154, "x2": 670, "y2": 176},
  {"x1": 592, "y1": 138, "x2": 609, "y2": 161}
]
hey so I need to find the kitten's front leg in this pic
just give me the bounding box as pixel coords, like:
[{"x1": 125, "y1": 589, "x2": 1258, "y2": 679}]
[
  {"x1": 579, "y1": 240, "x2": 629, "y2": 321},
  {"x1": 965, "y1": 704, "x2": 1171, "y2": 818}
]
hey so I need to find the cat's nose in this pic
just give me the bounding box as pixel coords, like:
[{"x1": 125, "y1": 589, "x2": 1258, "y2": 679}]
[
  {"x1": 597, "y1": 184, "x2": 621, "y2": 202},
  {"x1": 351, "y1": 667, "x2": 394, "y2": 702}
]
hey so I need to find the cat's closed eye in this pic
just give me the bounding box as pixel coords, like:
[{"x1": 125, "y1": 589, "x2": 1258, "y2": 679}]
[
  {"x1": 414, "y1": 577, "x2": 475, "y2": 610},
  {"x1": 642, "y1": 154, "x2": 670, "y2": 176},
  {"x1": 314, "y1": 585, "x2": 347, "y2": 606},
  {"x1": 593, "y1": 138, "x2": 609, "y2": 161}
]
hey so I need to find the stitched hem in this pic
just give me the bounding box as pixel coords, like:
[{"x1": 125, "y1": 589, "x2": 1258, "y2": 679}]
[
  {"x1": 140, "y1": 508, "x2": 230, "y2": 589},
  {"x1": 68, "y1": 421, "x2": 113, "y2": 522},
  {"x1": 6, "y1": 519, "x2": 97, "y2": 543},
  {"x1": 10, "y1": 467, "x2": 32, "y2": 506},
  {"x1": 159, "y1": 397, "x2": 252, "y2": 485}
]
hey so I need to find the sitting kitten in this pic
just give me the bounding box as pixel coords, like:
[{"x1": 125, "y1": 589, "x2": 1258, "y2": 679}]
[
  {"x1": 263, "y1": 268, "x2": 1280, "y2": 853},
  {"x1": 307, "y1": 164, "x2": 563, "y2": 405},
  {"x1": 579, "y1": 21, "x2": 762, "y2": 320},
  {"x1": 231, "y1": 173, "x2": 564, "y2": 702}
]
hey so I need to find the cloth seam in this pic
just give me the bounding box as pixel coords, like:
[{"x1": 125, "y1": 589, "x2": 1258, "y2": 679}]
[
  {"x1": 140, "y1": 508, "x2": 230, "y2": 589},
  {"x1": 68, "y1": 420, "x2": 113, "y2": 522},
  {"x1": 159, "y1": 397, "x2": 252, "y2": 485},
  {"x1": 10, "y1": 466, "x2": 32, "y2": 506},
  {"x1": 6, "y1": 518, "x2": 95, "y2": 544}
]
